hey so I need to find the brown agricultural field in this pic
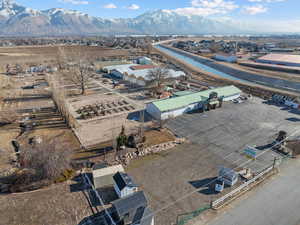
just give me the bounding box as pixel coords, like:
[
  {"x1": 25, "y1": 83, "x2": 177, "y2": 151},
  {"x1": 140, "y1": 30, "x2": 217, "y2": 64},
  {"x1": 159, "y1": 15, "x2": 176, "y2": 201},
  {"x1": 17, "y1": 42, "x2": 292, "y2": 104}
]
[{"x1": 0, "y1": 45, "x2": 129, "y2": 66}]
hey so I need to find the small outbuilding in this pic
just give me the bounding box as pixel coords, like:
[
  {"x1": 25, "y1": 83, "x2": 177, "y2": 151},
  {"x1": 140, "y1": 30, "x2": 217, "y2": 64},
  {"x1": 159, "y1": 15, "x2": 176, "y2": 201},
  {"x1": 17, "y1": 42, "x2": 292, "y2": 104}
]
[
  {"x1": 113, "y1": 172, "x2": 139, "y2": 198},
  {"x1": 92, "y1": 164, "x2": 125, "y2": 189},
  {"x1": 218, "y1": 167, "x2": 238, "y2": 186}
]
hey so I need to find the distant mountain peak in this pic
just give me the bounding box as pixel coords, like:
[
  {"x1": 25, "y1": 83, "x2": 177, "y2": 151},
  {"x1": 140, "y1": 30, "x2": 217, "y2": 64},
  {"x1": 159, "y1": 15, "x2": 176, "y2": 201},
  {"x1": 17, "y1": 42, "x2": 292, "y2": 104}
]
[
  {"x1": 1, "y1": 0, "x2": 14, "y2": 9},
  {"x1": 0, "y1": 2, "x2": 250, "y2": 36}
]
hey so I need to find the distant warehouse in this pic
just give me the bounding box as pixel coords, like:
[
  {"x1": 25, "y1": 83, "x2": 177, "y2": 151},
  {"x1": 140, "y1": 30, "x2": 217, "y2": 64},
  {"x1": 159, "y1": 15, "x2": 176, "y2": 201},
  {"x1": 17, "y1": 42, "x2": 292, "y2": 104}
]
[
  {"x1": 256, "y1": 54, "x2": 300, "y2": 67},
  {"x1": 103, "y1": 64, "x2": 186, "y2": 86},
  {"x1": 146, "y1": 85, "x2": 242, "y2": 120}
]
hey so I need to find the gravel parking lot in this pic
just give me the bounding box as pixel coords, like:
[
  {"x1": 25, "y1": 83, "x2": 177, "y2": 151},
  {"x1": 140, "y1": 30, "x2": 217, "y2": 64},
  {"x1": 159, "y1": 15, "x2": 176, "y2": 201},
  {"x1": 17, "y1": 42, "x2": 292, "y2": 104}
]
[
  {"x1": 166, "y1": 97, "x2": 300, "y2": 173},
  {"x1": 127, "y1": 97, "x2": 300, "y2": 225},
  {"x1": 128, "y1": 143, "x2": 235, "y2": 225}
]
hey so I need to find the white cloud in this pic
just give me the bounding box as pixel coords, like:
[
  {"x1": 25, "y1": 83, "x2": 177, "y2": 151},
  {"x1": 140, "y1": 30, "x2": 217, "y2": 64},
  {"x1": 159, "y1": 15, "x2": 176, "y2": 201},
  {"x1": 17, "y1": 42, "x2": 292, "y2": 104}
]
[
  {"x1": 248, "y1": 0, "x2": 286, "y2": 2},
  {"x1": 166, "y1": 0, "x2": 239, "y2": 16},
  {"x1": 243, "y1": 4, "x2": 268, "y2": 15},
  {"x1": 58, "y1": 0, "x2": 89, "y2": 5},
  {"x1": 237, "y1": 19, "x2": 300, "y2": 33},
  {"x1": 126, "y1": 4, "x2": 140, "y2": 10},
  {"x1": 191, "y1": 0, "x2": 238, "y2": 10},
  {"x1": 103, "y1": 3, "x2": 117, "y2": 9}
]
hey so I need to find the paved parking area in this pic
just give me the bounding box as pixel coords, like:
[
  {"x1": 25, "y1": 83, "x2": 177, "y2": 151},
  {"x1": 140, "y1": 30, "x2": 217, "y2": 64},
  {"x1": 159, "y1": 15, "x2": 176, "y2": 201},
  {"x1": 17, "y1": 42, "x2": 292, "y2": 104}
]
[{"x1": 166, "y1": 97, "x2": 300, "y2": 173}]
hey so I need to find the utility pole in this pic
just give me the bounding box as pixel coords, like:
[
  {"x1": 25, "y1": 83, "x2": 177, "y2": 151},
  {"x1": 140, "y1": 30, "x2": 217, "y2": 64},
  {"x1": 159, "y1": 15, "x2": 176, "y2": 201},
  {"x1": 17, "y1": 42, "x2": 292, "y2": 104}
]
[
  {"x1": 273, "y1": 157, "x2": 279, "y2": 169},
  {"x1": 139, "y1": 109, "x2": 145, "y2": 138}
]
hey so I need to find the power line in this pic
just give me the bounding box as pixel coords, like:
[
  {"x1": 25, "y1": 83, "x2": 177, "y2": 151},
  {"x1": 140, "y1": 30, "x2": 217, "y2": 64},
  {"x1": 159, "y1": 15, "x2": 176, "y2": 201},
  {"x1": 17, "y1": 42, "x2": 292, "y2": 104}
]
[
  {"x1": 82, "y1": 128, "x2": 300, "y2": 225},
  {"x1": 82, "y1": 173, "x2": 116, "y2": 225},
  {"x1": 149, "y1": 129, "x2": 300, "y2": 218}
]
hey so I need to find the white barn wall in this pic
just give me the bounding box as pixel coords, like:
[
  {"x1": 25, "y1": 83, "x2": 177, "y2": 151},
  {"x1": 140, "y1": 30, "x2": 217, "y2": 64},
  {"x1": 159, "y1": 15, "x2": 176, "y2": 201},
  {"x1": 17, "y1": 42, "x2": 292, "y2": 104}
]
[
  {"x1": 147, "y1": 94, "x2": 241, "y2": 120},
  {"x1": 161, "y1": 102, "x2": 203, "y2": 120},
  {"x1": 223, "y1": 93, "x2": 241, "y2": 101}
]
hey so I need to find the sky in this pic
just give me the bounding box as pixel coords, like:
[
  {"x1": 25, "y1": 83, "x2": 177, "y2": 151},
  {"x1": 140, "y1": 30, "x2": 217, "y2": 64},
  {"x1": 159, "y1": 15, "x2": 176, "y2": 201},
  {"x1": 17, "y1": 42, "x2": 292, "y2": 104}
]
[{"x1": 14, "y1": 0, "x2": 300, "y2": 22}]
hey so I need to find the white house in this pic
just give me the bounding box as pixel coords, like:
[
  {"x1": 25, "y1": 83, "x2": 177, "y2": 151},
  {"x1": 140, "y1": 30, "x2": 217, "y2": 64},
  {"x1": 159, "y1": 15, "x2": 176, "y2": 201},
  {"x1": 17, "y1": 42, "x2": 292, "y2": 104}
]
[{"x1": 113, "y1": 172, "x2": 139, "y2": 198}]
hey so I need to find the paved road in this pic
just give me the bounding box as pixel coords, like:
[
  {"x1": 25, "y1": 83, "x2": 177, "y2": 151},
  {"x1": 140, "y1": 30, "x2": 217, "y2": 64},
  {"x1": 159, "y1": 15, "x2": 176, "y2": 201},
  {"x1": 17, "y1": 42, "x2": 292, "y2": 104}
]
[{"x1": 205, "y1": 158, "x2": 300, "y2": 225}]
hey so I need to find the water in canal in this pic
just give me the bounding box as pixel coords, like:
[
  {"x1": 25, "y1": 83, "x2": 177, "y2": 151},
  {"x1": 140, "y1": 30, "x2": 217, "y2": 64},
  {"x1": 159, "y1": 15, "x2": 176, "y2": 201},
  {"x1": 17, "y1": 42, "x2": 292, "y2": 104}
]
[
  {"x1": 155, "y1": 45, "x2": 300, "y2": 93},
  {"x1": 155, "y1": 45, "x2": 247, "y2": 82}
]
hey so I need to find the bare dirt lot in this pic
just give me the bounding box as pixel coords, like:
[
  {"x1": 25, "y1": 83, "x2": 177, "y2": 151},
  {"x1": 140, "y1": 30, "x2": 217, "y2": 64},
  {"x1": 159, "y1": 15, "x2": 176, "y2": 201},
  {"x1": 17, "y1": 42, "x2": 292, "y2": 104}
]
[
  {"x1": 0, "y1": 45, "x2": 129, "y2": 66},
  {"x1": 0, "y1": 182, "x2": 92, "y2": 225}
]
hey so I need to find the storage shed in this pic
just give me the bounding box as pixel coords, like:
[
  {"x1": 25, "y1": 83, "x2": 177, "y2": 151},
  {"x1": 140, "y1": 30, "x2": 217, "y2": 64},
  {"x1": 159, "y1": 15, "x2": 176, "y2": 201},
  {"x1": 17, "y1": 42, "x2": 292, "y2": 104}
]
[{"x1": 92, "y1": 164, "x2": 125, "y2": 189}]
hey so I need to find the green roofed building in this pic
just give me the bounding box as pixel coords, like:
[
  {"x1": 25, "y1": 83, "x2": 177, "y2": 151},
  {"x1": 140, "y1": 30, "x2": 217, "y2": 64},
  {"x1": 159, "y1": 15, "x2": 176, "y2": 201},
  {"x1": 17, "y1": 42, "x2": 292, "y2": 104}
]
[
  {"x1": 146, "y1": 85, "x2": 242, "y2": 120},
  {"x1": 173, "y1": 90, "x2": 195, "y2": 97}
]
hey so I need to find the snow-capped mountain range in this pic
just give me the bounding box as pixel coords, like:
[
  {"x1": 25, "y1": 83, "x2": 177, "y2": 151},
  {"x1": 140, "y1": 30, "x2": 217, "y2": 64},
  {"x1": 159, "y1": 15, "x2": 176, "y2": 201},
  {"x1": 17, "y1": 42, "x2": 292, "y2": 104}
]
[{"x1": 0, "y1": 2, "x2": 262, "y2": 36}]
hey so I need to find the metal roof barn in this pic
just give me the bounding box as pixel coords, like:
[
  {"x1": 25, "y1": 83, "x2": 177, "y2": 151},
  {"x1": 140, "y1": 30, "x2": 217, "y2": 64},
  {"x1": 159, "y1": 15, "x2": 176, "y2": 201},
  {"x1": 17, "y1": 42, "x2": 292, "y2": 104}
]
[
  {"x1": 151, "y1": 85, "x2": 241, "y2": 112},
  {"x1": 146, "y1": 85, "x2": 242, "y2": 120}
]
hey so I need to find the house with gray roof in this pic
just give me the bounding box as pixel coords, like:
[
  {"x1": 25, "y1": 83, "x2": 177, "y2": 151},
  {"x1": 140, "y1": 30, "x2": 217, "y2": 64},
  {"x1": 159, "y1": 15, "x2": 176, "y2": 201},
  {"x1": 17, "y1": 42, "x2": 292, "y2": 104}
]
[
  {"x1": 111, "y1": 191, "x2": 154, "y2": 225},
  {"x1": 113, "y1": 172, "x2": 139, "y2": 198}
]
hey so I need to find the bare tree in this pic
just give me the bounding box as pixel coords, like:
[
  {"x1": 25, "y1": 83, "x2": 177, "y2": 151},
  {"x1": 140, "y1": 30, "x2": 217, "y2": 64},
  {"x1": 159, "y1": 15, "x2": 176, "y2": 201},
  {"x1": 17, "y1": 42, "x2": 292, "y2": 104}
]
[
  {"x1": 146, "y1": 67, "x2": 170, "y2": 96},
  {"x1": 47, "y1": 73, "x2": 74, "y2": 127},
  {"x1": 58, "y1": 48, "x2": 94, "y2": 95},
  {"x1": 19, "y1": 139, "x2": 73, "y2": 181},
  {"x1": 67, "y1": 61, "x2": 94, "y2": 95},
  {"x1": 56, "y1": 47, "x2": 67, "y2": 70}
]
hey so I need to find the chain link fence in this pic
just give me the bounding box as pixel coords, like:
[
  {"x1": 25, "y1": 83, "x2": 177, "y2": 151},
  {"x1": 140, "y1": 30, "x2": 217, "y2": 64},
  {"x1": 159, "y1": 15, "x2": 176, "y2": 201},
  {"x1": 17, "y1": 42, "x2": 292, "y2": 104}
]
[{"x1": 176, "y1": 205, "x2": 210, "y2": 225}]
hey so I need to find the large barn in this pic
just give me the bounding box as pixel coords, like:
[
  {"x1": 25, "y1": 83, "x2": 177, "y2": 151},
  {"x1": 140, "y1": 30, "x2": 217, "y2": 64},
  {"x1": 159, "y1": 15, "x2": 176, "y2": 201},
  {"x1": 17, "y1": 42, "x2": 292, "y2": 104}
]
[
  {"x1": 103, "y1": 64, "x2": 186, "y2": 86},
  {"x1": 146, "y1": 85, "x2": 242, "y2": 120},
  {"x1": 256, "y1": 54, "x2": 300, "y2": 67}
]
